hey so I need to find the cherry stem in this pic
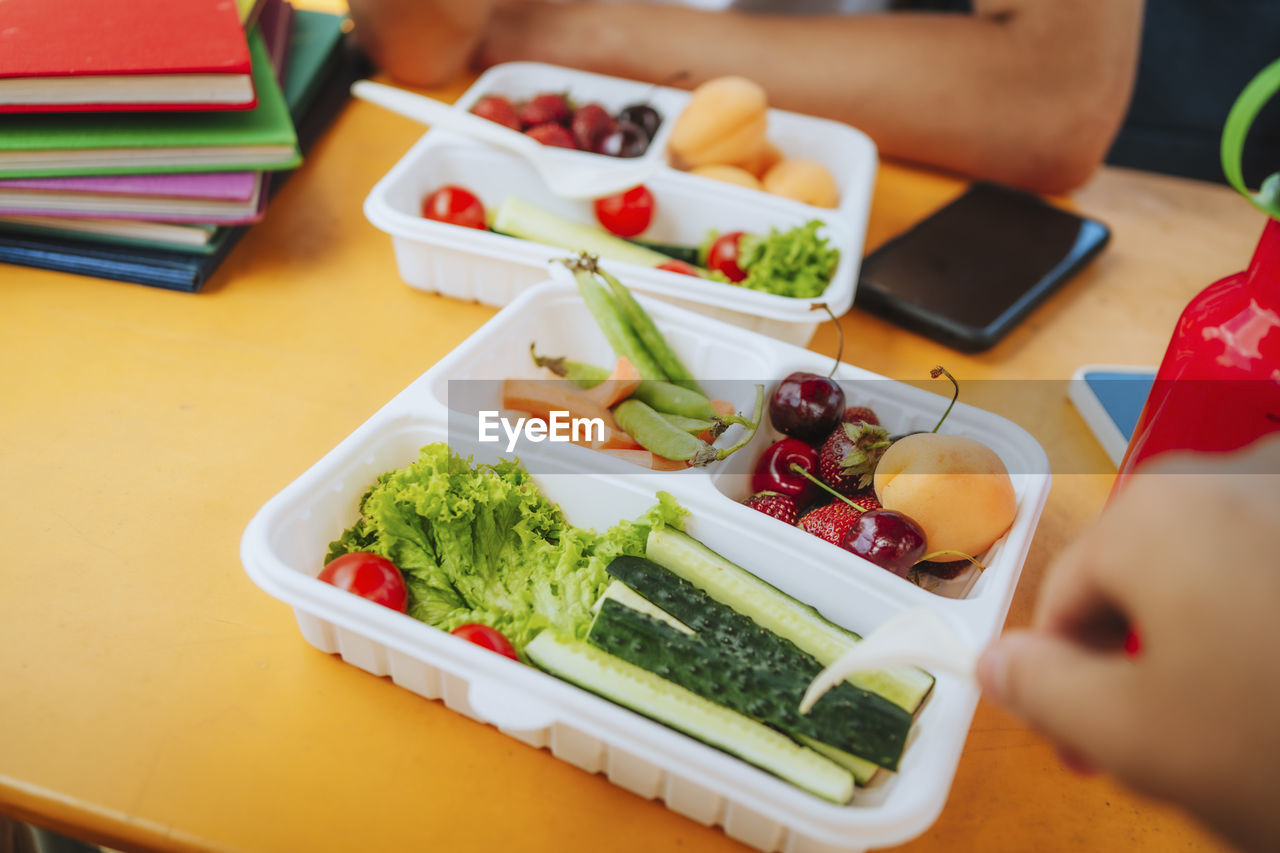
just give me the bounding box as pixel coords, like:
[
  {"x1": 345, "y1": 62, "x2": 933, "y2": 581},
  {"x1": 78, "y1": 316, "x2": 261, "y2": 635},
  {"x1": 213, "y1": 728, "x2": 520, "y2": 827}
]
[
  {"x1": 788, "y1": 463, "x2": 866, "y2": 511},
  {"x1": 815, "y1": 303, "x2": 843, "y2": 380},
  {"x1": 916, "y1": 550, "x2": 986, "y2": 570},
  {"x1": 929, "y1": 365, "x2": 959, "y2": 433}
]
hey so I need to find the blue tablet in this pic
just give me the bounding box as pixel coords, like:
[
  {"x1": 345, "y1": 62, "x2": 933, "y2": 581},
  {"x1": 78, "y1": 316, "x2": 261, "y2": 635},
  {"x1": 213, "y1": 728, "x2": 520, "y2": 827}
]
[{"x1": 1067, "y1": 366, "x2": 1157, "y2": 467}]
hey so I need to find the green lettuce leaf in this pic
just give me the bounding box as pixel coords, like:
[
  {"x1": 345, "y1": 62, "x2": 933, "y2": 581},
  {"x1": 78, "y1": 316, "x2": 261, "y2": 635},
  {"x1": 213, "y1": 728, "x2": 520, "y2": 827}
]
[
  {"x1": 325, "y1": 443, "x2": 687, "y2": 656},
  {"x1": 702, "y1": 220, "x2": 840, "y2": 299}
]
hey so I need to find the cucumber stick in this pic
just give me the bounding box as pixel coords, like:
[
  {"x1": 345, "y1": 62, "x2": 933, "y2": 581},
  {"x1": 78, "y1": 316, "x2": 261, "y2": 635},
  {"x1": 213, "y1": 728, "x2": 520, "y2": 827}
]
[
  {"x1": 592, "y1": 580, "x2": 694, "y2": 635},
  {"x1": 525, "y1": 631, "x2": 855, "y2": 804},
  {"x1": 493, "y1": 197, "x2": 672, "y2": 268},
  {"x1": 591, "y1": 579, "x2": 910, "y2": 772},
  {"x1": 645, "y1": 528, "x2": 934, "y2": 712},
  {"x1": 602, "y1": 557, "x2": 882, "y2": 784}
]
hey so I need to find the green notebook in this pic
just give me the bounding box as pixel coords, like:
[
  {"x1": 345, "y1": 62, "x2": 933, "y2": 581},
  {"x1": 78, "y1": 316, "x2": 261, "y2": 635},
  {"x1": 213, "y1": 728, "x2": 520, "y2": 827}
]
[
  {"x1": 283, "y1": 9, "x2": 348, "y2": 118},
  {"x1": 0, "y1": 31, "x2": 301, "y2": 178}
]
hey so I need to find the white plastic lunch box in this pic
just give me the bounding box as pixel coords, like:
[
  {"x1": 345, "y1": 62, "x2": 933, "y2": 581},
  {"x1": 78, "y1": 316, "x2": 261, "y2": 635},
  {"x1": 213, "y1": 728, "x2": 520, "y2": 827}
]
[
  {"x1": 241, "y1": 280, "x2": 1051, "y2": 852},
  {"x1": 363, "y1": 62, "x2": 878, "y2": 346}
]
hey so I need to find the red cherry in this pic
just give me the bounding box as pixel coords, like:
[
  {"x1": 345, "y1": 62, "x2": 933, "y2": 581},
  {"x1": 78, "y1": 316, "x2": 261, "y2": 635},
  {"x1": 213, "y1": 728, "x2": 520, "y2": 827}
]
[
  {"x1": 769, "y1": 372, "x2": 845, "y2": 443},
  {"x1": 839, "y1": 510, "x2": 927, "y2": 577},
  {"x1": 751, "y1": 438, "x2": 821, "y2": 505}
]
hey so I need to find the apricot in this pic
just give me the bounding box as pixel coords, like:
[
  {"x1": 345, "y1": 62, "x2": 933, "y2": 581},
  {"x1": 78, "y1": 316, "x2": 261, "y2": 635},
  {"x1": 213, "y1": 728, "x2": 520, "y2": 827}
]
[
  {"x1": 668, "y1": 76, "x2": 769, "y2": 169},
  {"x1": 872, "y1": 434, "x2": 1017, "y2": 562},
  {"x1": 689, "y1": 164, "x2": 762, "y2": 190},
  {"x1": 739, "y1": 140, "x2": 783, "y2": 179},
  {"x1": 762, "y1": 158, "x2": 840, "y2": 208}
]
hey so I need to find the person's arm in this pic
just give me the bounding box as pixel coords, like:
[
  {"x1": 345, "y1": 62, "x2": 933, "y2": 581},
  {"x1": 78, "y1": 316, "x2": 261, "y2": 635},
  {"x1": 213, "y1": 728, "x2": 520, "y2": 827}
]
[
  {"x1": 346, "y1": 0, "x2": 500, "y2": 88},
  {"x1": 978, "y1": 435, "x2": 1280, "y2": 852},
  {"x1": 477, "y1": 1, "x2": 1143, "y2": 193}
]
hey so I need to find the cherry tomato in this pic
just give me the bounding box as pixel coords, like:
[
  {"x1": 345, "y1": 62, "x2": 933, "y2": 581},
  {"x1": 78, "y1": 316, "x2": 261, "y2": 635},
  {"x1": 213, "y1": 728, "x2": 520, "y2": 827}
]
[
  {"x1": 451, "y1": 623, "x2": 519, "y2": 660},
  {"x1": 422, "y1": 185, "x2": 487, "y2": 230},
  {"x1": 706, "y1": 231, "x2": 748, "y2": 282},
  {"x1": 318, "y1": 552, "x2": 408, "y2": 612},
  {"x1": 593, "y1": 185, "x2": 655, "y2": 237},
  {"x1": 657, "y1": 259, "x2": 701, "y2": 276}
]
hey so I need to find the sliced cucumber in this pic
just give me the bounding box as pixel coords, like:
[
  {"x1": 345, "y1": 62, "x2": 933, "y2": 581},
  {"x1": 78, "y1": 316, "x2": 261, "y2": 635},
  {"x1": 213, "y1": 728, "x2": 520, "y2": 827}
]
[
  {"x1": 525, "y1": 631, "x2": 855, "y2": 804},
  {"x1": 645, "y1": 528, "x2": 934, "y2": 711},
  {"x1": 589, "y1": 595, "x2": 910, "y2": 771},
  {"x1": 592, "y1": 580, "x2": 694, "y2": 635},
  {"x1": 492, "y1": 197, "x2": 672, "y2": 268},
  {"x1": 626, "y1": 238, "x2": 702, "y2": 266}
]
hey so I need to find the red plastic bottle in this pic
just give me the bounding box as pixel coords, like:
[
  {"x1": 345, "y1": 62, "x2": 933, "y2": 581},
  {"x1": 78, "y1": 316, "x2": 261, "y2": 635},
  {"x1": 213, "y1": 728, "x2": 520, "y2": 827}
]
[
  {"x1": 1115, "y1": 58, "x2": 1280, "y2": 486},
  {"x1": 1116, "y1": 218, "x2": 1280, "y2": 482}
]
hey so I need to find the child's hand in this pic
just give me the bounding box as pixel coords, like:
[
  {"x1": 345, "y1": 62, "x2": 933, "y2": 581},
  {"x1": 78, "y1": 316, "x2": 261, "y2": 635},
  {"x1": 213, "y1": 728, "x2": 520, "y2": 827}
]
[{"x1": 978, "y1": 434, "x2": 1280, "y2": 852}]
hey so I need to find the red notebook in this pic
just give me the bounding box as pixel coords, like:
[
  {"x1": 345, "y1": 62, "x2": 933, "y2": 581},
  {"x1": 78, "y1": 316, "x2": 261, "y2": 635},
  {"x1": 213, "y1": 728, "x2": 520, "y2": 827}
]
[{"x1": 0, "y1": 0, "x2": 256, "y2": 112}]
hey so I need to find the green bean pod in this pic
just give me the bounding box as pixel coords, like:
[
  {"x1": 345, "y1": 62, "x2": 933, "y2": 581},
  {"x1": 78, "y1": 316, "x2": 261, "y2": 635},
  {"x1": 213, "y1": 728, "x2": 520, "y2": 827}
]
[
  {"x1": 614, "y1": 399, "x2": 710, "y2": 463},
  {"x1": 631, "y1": 380, "x2": 717, "y2": 420},
  {"x1": 597, "y1": 265, "x2": 705, "y2": 395},
  {"x1": 657, "y1": 412, "x2": 716, "y2": 434},
  {"x1": 571, "y1": 267, "x2": 669, "y2": 381},
  {"x1": 529, "y1": 344, "x2": 610, "y2": 388}
]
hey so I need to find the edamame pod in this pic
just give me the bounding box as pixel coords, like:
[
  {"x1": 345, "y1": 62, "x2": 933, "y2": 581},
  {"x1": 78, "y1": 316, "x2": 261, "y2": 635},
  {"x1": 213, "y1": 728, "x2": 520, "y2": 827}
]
[
  {"x1": 571, "y1": 266, "x2": 669, "y2": 381},
  {"x1": 631, "y1": 381, "x2": 717, "y2": 420},
  {"x1": 597, "y1": 266, "x2": 705, "y2": 395},
  {"x1": 657, "y1": 412, "x2": 716, "y2": 435},
  {"x1": 614, "y1": 399, "x2": 709, "y2": 463},
  {"x1": 530, "y1": 344, "x2": 611, "y2": 388}
]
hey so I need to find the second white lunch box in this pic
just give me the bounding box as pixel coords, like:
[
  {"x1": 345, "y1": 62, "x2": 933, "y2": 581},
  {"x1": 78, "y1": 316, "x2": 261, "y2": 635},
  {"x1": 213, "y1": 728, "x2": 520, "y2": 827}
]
[{"x1": 364, "y1": 62, "x2": 878, "y2": 346}]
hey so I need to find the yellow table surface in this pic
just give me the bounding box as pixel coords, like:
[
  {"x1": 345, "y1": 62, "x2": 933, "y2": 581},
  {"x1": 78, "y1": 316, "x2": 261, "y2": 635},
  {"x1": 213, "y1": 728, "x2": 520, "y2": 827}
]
[{"x1": 1, "y1": 52, "x2": 1262, "y2": 853}]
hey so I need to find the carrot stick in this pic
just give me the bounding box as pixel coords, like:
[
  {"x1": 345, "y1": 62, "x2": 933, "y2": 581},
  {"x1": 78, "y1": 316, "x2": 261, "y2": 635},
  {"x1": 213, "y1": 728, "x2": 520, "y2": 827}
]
[
  {"x1": 598, "y1": 448, "x2": 690, "y2": 471},
  {"x1": 581, "y1": 357, "x2": 642, "y2": 408}
]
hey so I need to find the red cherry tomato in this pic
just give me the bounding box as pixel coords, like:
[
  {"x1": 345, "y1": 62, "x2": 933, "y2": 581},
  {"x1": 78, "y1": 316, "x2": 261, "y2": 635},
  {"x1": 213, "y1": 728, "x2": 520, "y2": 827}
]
[
  {"x1": 451, "y1": 623, "x2": 519, "y2": 660},
  {"x1": 318, "y1": 552, "x2": 408, "y2": 612},
  {"x1": 657, "y1": 259, "x2": 700, "y2": 276},
  {"x1": 593, "y1": 185, "x2": 655, "y2": 237},
  {"x1": 706, "y1": 231, "x2": 748, "y2": 282},
  {"x1": 422, "y1": 185, "x2": 487, "y2": 230}
]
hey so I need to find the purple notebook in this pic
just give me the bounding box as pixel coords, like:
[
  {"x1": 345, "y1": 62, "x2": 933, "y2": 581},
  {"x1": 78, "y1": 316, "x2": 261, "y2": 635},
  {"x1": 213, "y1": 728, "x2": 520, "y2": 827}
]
[{"x1": 0, "y1": 172, "x2": 266, "y2": 222}]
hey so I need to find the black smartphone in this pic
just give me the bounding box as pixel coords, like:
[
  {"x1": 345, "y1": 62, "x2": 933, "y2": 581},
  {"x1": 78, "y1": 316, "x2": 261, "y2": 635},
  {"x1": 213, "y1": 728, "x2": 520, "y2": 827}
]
[{"x1": 854, "y1": 182, "x2": 1110, "y2": 352}]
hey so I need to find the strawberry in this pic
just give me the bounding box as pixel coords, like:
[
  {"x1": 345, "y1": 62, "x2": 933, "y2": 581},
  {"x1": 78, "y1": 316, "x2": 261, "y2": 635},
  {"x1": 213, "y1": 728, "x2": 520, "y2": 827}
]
[
  {"x1": 518, "y1": 93, "x2": 572, "y2": 127},
  {"x1": 842, "y1": 405, "x2": 881, "y2": 426},
  {"x1": 744, "y1": 491, "x2": 798, "y2": 525},
  {"x1": 818, "y1": 421, "x2": 892, "y2": 495},
  {"x1": 471, "y1": 95, "x2": 521, "y2": 131},
  {"x1": 797, "y1": 502, "x2": 860, "y2": 545},
  {"x1": 525, "y1": 122, "x2": 578, "y2": 149}
]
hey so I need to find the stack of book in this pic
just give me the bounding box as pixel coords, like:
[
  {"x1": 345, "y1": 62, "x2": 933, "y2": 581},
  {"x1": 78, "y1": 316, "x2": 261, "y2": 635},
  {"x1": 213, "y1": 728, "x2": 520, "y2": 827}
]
[{"x1": 0, "y1": 0, "x2": 363, "y2": 291}]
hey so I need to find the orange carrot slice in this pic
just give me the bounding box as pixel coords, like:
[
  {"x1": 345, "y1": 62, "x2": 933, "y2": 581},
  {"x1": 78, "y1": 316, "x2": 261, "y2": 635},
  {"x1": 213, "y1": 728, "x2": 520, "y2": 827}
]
[
  {"x1": 503, "y1": 378, "x2": 619, "y2": 429},
  {"x1": 599, "y1": 448, "x2": 690, "y2": 471},
  {"x1": 582, "y1": 357, "x2": 642, "y2": 408}
]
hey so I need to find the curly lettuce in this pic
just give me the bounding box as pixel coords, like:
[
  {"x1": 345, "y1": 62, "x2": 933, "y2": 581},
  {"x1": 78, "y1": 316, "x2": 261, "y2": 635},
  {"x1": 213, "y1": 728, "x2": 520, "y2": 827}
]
[
  {"x1": 326, "y1": 443, "x2": 687, "y2": 655},
  {"x1": 702, "y1": 220, "x2": 840, "y2": 299}
]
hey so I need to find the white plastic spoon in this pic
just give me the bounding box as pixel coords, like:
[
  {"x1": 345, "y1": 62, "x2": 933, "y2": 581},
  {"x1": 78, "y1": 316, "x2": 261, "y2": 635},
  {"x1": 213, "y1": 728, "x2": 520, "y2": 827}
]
[
  {"x1": 351, "y1": 80, "x2": 658, "y2": 199},
  {"x1": 800, "y1": 608, "x2": 979, "y2": 714}
]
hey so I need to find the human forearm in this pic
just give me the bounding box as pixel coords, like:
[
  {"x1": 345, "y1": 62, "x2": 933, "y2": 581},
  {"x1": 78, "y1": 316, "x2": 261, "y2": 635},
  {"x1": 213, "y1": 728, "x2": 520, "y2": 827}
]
[{"x1": 479, "y1": 1, "x2": 1143, "y2": 192}]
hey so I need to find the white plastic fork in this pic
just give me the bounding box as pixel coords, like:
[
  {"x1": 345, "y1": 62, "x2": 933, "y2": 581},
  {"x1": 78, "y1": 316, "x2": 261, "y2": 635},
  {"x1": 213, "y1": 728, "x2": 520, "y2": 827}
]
[
  {"x1": 799, "y1": 607, "x2": 980, "y2": 714},
  {"x1": 351, "y1": 80, "x2": 659, "y2": 200}
]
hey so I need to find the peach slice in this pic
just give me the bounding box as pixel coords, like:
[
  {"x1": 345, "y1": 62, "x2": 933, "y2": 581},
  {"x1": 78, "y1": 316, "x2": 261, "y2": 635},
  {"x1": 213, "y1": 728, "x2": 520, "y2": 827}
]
[{"x1": 873, "y1": 434, "x2": 1016, "y2": 561}]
